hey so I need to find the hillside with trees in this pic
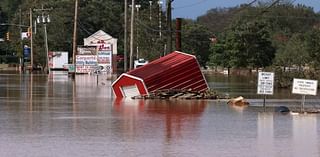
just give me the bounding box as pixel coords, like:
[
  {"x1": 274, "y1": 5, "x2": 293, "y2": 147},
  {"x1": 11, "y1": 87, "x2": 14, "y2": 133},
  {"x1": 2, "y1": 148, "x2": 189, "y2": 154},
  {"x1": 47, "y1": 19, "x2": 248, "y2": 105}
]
[{"x1": 201, "y1": 2, "x2": 320, "y2": 86}]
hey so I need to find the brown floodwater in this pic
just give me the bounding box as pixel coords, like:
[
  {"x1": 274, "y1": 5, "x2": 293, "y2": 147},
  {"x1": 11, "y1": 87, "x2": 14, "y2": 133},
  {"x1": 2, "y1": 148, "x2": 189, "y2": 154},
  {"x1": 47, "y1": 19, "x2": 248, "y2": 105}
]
[{"x1": 0, "y1": 72, "x2": 319, "y2": 157}]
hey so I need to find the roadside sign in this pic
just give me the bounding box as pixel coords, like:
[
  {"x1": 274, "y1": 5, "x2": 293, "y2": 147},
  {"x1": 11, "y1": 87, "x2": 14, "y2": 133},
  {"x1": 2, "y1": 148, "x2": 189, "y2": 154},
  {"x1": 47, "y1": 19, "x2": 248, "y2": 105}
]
[
  {"x1": 23, "y1": 46, "x2": 31, "y2": 60},
  {"x1": 68, "y1": 64, "x2": 75, "y2": 73},
  {"x1": 257, "y1": 72, "x2": 274, "y2": 95},
  {"x1": 292, "y1": 78, "x2": 318, "y2": 96}
]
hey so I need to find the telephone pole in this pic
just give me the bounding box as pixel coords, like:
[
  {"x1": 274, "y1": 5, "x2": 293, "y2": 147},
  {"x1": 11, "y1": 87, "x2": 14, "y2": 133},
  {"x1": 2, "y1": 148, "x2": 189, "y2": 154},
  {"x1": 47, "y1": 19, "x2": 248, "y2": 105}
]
[
  {"x1": 129, "y1": 0, "x2": 135, "y2": 70},
  {"x1": 19, "y1": 8, "x2": 23, "y2": 72},
  {"x1": 175, "y1": 18, "x2": 182, "y2": 51},
  {"x1": 135, "y1": 4, "x2": 141, "y2": 59},
  {"x1": 33, "y1": 5, "x2": 52, "y2": 73},
  {"x1": 72, "y1": 0, "x2": 79, "y2": 76},
  {"x1": 166, "y1": 0, "x2": 173, "y2": 54},
  {"x1": 124, "y1": 0, "x2": 128, "y2": 72},
  {"x1": 29, "y1": 8, "x2": 33, "y2": 72},
  {"x1": 158, "y1": 1, "x2": 163, "y2": 39}
]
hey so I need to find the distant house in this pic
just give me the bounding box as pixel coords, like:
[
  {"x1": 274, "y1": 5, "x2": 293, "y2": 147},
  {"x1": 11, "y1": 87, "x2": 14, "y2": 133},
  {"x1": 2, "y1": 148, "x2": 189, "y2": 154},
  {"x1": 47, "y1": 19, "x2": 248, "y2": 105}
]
[
  {"x1": 112, "y1": 51, "x2": 209, "y2": 98},
  {"x1": 79, "y1": 30, "x2": 118, "y2": 73},
  {"x1": 83, "y1": 30, "x2": 118, "y2": 55}
]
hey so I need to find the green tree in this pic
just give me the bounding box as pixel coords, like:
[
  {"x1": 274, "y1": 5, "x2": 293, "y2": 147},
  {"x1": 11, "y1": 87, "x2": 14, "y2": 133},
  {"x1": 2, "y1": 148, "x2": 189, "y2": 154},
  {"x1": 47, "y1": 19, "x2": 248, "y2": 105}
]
[
  {"x1": 305, "y1": 29, "x2": 320, "y2": 70},
  {"x1": 274, "y1": 33, "x2": 309, "y2": 71},
  {"x1": 208, "y1": 41, "x2": 229, "y2": 68},
  {"x1": 224, "y1": 20, "x2": 275, "y2": 69},
  {"x1": 197, "y1": 7, "x2": 238, "y2": 35},
  {"x1": 181, "y1": 20, "x2": 211, "y2": 67},
  {"x1": 4, "y1": 0, "x2": 126, "y2": 67}
]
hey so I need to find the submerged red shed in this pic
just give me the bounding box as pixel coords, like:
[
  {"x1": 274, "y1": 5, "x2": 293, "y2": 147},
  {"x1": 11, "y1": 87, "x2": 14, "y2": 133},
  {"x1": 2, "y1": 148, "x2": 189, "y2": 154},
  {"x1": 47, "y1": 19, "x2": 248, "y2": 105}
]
[{"x1": 112, "y1": 51, "x2": 209, "y2": 98}]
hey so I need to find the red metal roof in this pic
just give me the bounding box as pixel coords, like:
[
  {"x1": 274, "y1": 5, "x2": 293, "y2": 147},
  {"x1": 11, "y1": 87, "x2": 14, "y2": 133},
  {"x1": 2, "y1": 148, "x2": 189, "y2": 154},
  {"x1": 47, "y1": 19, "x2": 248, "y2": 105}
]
[{"x1": 127, "y1": 51, "x2": 208, "y2": 92}]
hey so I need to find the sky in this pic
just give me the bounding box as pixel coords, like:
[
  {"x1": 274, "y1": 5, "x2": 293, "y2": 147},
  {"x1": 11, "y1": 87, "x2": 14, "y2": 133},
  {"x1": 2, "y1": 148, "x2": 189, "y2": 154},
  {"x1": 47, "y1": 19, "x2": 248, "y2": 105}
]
[{"x1": 171, "y1": 0, "x2": 320, "y2": 19}]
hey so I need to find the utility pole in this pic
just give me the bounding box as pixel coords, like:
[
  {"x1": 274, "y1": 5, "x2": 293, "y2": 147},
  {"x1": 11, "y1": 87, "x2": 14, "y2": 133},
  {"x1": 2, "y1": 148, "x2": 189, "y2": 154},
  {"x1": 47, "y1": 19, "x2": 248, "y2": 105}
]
[
  {"x1": 33, "y1": 5, "x2": 52, "y2": 74},
  {"x1": 124, "y1": 0, "x2": 128, "y2": 72},
  {"x1": 29, "y1": 8, "x2": 33, "y2": 72},
  {"x1": 158, "y1": 1, "x2": 163, "y2": 57},
  {"x1": 19, "y1": 8, "x2": 23, "y2": 73},
  {"x1": 175, "y1": 18, "x2": 182, "y2": 51},
  {"x1": 43, "y1": 15, "x2": 49, "y2": 73},
  {"x1": 135, "y1": 4, "x2": 141, "y2": 59},
  {"x1": 158, "y1": 1, "x2": 163, "y2": 39},
  {"x1": 149, "y1": 1, "x2": 152, "y2": 21},
  {"x1": 129, "y1": 0, "x2": 135, "y2": 70},
  {"x1": 72, "y1": 0, "x2": 79, "y2": 76},
  {"x1": 166, "y1": 0, "x2": 173, "y2": 54}
]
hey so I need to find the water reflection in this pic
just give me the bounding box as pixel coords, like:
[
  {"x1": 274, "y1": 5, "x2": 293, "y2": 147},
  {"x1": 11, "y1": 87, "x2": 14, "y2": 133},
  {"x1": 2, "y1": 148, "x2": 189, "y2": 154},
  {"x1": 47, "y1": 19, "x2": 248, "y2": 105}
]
[
  {"x1": 292, "y1": 115, "x2": 318, "y2": 157},
  {"x1": 113, "y1": 99, "x2": 207, "y2": 143},
  {"x1": 256, "y1": 112, "x2": 320, "y2": 157},
  {"x1": 257, "y1": 113, "x2": 274, "y2": 157}
]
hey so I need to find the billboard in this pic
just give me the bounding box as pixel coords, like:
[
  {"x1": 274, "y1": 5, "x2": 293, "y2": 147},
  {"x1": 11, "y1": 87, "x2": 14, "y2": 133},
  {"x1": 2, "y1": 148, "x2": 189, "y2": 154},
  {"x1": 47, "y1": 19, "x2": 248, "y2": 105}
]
[
  {"x1": 76, "y1": 43, "x2": 113, "y2": 73},
  {"x1": 75, "y1": 55, "x2": 98, "y2": 73},
  {"x1": 97, "y1": 44, "x2": 112, "y2": 72},
  {"x1": 77, "y1": 46, "x2": 97, "y2": 55}
]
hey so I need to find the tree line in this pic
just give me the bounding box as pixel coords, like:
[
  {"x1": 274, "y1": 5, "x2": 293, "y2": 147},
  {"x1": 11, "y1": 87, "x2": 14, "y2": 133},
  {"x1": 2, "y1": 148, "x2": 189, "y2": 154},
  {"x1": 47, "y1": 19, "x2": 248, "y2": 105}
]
[{"x1": 199, "y1": 2, "x2": 320, "y2": 86}]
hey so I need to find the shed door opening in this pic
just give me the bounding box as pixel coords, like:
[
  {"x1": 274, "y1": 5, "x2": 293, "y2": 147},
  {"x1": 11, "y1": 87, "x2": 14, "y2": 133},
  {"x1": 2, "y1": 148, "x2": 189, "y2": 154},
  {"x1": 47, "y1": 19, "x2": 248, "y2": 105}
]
[{"x1": 121, "y1": 85, "x2": 140, "y2": 97}]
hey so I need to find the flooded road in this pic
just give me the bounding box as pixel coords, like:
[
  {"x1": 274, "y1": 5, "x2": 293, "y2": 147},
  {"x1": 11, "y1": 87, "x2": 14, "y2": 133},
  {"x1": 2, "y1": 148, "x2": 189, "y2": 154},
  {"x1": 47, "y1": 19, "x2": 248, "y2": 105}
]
[{"x1": 0, "y1": 72, "x2": 319, "y2": 157}]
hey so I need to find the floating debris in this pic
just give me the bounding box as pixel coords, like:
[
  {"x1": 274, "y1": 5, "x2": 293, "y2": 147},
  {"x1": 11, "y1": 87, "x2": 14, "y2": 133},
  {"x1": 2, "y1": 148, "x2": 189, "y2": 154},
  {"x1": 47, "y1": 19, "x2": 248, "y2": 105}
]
[
  {"x1": 227, "y1": 96, "x2": 250, "y2": 106},
  {"x1": 289, "y1": 109, "x2": 320, "y2": 114},
  {"x1": 132, "y1": 89, "x2": 220, "y2": 100},
  {"x1": 275, "y1": 106, "x2": 290, "y2": 113}
]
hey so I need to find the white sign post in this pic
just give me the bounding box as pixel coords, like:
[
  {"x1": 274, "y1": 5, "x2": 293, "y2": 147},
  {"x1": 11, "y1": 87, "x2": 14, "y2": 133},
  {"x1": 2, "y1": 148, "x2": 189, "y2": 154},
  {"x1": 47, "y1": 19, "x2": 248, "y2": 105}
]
[
  {"x1": 257, "y1": 72, "x2": 274, "y2": 111},
  {"x1": 292, "y1": 78, "x2": 318, "y2": 112}
]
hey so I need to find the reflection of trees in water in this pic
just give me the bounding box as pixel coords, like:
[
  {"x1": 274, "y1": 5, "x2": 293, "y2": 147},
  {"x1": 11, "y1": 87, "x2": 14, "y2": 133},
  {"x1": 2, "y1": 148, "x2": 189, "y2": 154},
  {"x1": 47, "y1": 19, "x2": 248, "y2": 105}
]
[{"x1": 113, "y1": 99, "x2": 207, "y2": 142}]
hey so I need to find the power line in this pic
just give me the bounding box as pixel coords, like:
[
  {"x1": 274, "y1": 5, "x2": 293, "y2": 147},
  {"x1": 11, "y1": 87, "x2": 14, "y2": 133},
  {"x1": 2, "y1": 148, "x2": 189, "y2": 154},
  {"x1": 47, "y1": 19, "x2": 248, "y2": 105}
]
[{"x1": 136, "y1": 19, "x2": 213, "y2": 37}]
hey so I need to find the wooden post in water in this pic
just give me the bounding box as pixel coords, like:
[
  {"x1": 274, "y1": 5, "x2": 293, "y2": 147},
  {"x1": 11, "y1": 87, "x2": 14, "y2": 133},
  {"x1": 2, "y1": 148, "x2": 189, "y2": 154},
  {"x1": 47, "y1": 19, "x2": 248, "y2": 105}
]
[
  {"x1": 301, "y1": 95, "x2": 306, "y2": 113},
  {"x1": 263, "y1": 95, "x2": 266, "y2": 112},
  {"x1": 30, "y1": 8, "x2": 33, "y2": 72},
  {"x1": 129, "y1": 0, "x2": 135, "y2": 70},
  {"x1": 97, "y1": 74, "x2": 99, "y2": 85},
  {"x1": 72, "y1": 0, "x2": 79, "y2": 78}
]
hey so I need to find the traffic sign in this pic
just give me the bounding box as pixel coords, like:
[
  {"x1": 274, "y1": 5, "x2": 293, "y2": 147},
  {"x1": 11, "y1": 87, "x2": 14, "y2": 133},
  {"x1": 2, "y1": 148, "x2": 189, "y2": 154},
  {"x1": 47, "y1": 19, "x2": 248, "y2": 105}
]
[{"x1": 257, "y1": 72, "x2": 274, "y2": 95}]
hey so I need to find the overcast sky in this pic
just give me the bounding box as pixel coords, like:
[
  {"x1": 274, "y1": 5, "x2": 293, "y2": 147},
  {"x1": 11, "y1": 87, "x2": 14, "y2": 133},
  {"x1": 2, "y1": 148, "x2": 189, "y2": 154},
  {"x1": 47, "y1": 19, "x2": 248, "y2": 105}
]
[{"x1": 170, "y1": 0, "x2": 320, "y2": 19}]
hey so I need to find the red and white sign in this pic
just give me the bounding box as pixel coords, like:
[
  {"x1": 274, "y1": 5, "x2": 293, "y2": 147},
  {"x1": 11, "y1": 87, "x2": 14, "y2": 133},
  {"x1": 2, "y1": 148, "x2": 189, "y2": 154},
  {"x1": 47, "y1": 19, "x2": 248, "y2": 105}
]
[
  {"x1": 97, "y1": 51, "x2": 112, "y2": 64},
  {"x1": 98, "y1": 43, "x2": 112, "y2": 51},
  {"x1": 21, "y1": 32, "x2": 29, "y2": 40},
  {"x1": 97, "y1": 44, "x2": 112, "y2": 72}
]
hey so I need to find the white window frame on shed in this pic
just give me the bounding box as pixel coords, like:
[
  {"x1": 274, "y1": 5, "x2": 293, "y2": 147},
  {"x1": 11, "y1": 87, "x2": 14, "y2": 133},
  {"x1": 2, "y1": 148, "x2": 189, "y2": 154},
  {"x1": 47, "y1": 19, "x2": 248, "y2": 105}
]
[{"x1": 121, "y1": 85, "x2": 140, "y2": 98}]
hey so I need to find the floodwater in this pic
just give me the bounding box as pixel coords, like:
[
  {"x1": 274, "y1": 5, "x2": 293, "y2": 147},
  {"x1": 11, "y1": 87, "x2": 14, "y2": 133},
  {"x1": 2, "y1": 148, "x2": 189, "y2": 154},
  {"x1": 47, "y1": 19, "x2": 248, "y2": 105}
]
[{"x1": 0, "y1": 72, "x2": 319, "y2": 157}]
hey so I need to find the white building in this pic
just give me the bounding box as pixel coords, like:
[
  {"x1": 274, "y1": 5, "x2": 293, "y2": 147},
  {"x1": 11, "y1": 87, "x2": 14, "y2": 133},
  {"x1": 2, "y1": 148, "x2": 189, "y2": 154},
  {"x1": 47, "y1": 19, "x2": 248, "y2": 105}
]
[
  {"x1": 83, "y1": 30, "x2": 117, "y2": 56},
  {"x1": 82, "y1": 30, "x2": 118, "y2": 73}
]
